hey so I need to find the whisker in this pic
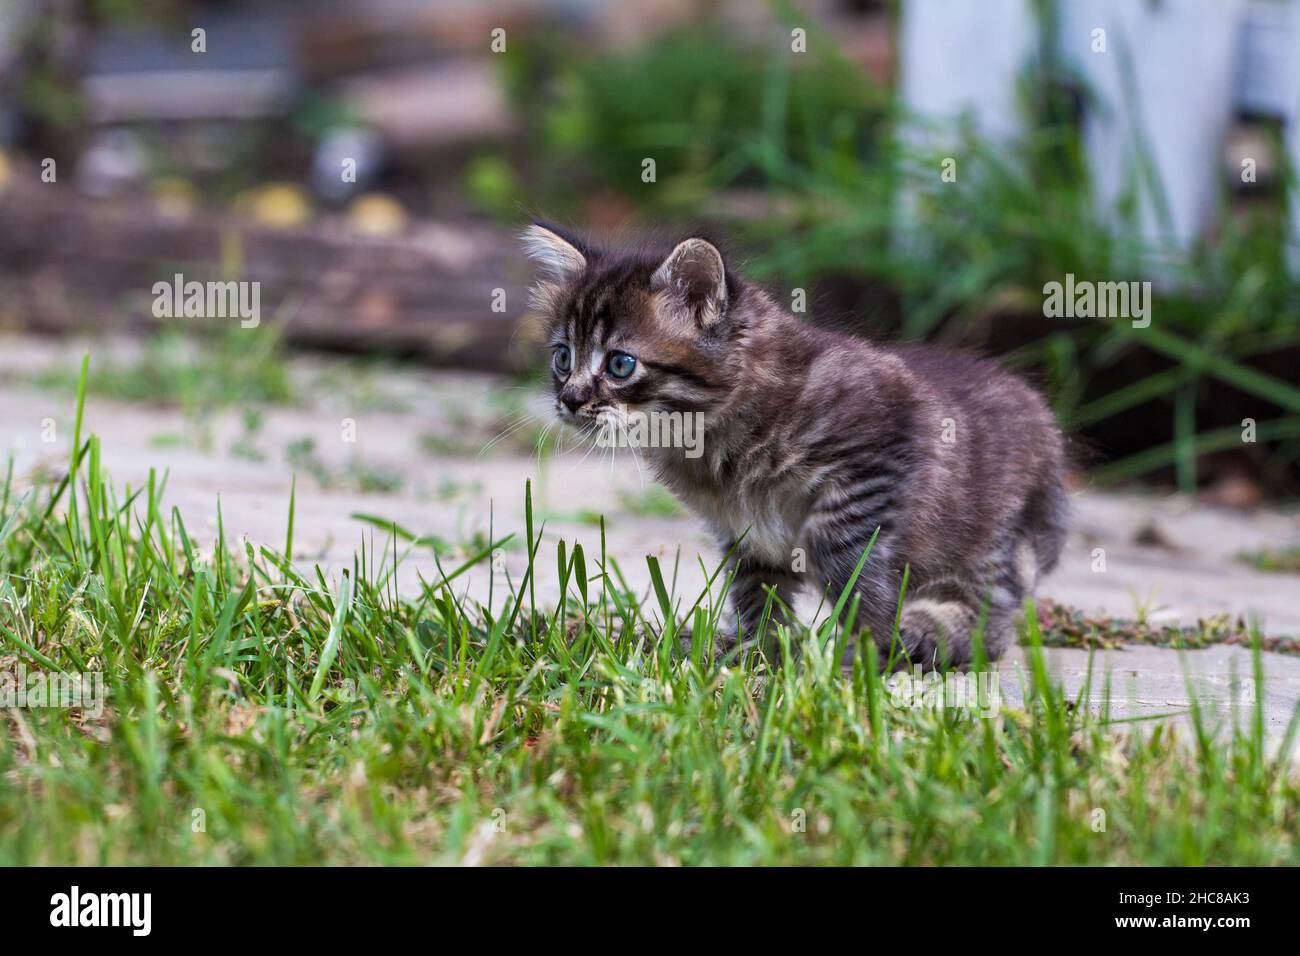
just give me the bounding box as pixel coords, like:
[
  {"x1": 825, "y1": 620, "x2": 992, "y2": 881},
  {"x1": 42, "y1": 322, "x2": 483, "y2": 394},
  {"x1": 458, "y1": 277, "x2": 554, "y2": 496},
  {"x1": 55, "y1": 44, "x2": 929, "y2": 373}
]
[{"x1": 478, "y1": 413, "x2": 538, "y2": 456}]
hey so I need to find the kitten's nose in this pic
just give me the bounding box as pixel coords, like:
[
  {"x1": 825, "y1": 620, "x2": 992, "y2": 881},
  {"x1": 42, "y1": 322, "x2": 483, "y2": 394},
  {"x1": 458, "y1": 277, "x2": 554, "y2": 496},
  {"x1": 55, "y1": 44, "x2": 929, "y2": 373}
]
[{"x1": 560, "y1": 385, "x2": 590, "y2": 413}]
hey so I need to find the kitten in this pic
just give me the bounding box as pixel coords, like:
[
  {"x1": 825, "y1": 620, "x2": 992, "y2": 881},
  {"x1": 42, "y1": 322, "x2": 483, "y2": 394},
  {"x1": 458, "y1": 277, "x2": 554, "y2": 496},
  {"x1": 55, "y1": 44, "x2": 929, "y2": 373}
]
[{"x1": 522, "y1": 223, "x2": 1067, "y2": 669}]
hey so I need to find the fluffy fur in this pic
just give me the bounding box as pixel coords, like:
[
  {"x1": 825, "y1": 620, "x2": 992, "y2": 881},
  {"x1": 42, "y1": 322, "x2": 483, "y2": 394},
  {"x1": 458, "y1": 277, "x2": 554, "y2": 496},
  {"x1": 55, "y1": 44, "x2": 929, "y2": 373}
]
[{"x1": 522, "y1": 223, "x2": 1068, "y2": 669}]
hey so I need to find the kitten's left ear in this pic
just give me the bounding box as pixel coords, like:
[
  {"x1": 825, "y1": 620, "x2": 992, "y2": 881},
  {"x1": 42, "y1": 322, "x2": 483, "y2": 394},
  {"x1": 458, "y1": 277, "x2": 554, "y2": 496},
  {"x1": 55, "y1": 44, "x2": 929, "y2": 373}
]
[
  {"x1": 652, "y1": 238, "x2": 729, "y2": 328},
  {"x1": 521, "y1": 223, "x2": 589, "y2": 282}
]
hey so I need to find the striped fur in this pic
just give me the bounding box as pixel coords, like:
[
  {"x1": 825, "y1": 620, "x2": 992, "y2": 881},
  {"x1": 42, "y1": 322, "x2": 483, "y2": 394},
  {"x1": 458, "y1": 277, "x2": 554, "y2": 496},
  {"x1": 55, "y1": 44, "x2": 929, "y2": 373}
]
[{"x1": 523, "y1": 224, "x2": 1068, "y2": 670}]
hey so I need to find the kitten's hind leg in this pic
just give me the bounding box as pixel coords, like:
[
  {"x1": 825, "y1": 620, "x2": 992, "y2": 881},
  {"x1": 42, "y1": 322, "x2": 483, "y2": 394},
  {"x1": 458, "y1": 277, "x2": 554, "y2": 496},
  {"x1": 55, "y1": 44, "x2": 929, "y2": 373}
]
[
  {"x1": 899, "y1": 538, "x2": 1039, "y2": 669},
  {"x1": 890, "y1": 570, "x2": 1026, "y2": 671},
  {"x1": 894, "y1": 587, "x2": 981, "y2": 671}
]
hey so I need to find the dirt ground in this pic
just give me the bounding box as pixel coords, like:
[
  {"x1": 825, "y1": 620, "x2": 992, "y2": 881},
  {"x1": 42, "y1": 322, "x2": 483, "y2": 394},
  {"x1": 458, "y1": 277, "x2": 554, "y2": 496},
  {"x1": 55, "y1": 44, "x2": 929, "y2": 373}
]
[{"x1": 3, "y1": 335, "x2": 1298, "y2": 733}]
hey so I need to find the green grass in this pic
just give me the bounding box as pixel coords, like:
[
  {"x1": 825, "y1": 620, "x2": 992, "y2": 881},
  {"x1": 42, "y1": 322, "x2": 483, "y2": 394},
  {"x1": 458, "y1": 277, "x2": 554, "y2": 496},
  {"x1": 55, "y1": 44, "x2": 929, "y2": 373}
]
[
  {"x1": 0, "y1": 360, "x2": 1297, "y2": 865},
  {"x1": 500, "y1": 23, "x2": 886, "y2": 215},
  {"x1": 1236, "y1": 546, "x2": 1300, "y2": 575},
  {"x1": 32, "y1": 323, "x2": 294, "y2": 415},
  {"x1": 616, "y1": 485, "x2": 685, "y2": 519},
  {"x1": 284, "y1": 436, "x2": 404, "y2": 494}
]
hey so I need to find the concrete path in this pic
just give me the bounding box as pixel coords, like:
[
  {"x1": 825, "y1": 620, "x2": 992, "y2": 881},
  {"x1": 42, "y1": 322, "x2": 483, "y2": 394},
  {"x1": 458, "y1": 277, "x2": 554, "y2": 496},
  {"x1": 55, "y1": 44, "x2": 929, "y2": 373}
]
[
  {"x1": 2, "y1": 336, "x2": 1297, "y2": 733},
  {"x1": 997, "y1": 644, "x2": 1300, "y2": 736}
]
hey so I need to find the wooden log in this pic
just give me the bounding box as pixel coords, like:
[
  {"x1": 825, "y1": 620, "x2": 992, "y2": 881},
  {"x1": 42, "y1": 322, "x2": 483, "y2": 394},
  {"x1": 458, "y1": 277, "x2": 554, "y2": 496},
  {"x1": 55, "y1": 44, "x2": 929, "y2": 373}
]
[{"x1": 0, "y1": 172, "x2": 535, "y2": 372}]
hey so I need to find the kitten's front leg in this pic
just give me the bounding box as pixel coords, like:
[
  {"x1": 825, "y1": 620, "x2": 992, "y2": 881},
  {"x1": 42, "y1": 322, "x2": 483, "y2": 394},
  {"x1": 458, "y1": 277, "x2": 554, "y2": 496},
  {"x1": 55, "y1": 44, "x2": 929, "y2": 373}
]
[
  {"x1": 671, "y1": 550, "x2": 796, "y2": 664},
  {"x1": 805, "y1": 522, "x2": 901, "y2": 663},
  {"x1": 724, "y1": 546, "x2": 802, "y2": 653}
]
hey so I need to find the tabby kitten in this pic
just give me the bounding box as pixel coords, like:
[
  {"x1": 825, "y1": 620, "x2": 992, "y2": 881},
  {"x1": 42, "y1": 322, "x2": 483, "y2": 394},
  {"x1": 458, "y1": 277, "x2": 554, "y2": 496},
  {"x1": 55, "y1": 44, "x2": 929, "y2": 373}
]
[{"x1": 522, "y1": 223, "x2": 1067, "y2": 669}]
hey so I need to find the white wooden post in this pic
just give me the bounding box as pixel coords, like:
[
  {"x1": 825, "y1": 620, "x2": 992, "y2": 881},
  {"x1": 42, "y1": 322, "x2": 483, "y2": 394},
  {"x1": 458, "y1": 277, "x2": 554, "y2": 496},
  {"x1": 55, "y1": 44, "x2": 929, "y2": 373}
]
[
  {"x1": 898, "y1": 0, "x2": 1300, "y2": 270},
  {"x1": 894, "y1": 0, "x2": 1036, "y2": 262},
  {"x1": 1236, "y1": 0, "x2": 1293, "y2": 116},
  {"x1": 1059, "y1": 0, "x2": 1245, "y2": 260},
  {"x1": 1285, "y1": 1, "x2": 1300, "y2": 271},
  {"x1": 898, "y1": 0, "x2": 1037, "y2": 142}
]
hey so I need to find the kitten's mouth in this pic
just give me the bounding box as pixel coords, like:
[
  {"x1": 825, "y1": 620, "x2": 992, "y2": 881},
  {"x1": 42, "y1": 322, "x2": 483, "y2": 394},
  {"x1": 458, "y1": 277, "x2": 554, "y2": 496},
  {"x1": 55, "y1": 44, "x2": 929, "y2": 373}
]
[
  {"x1": 555, "y1": 402, "x2": 606, "y2": 428},
  {"x1": 553, "y1": 403, "x2": 598, "y2": 429}
]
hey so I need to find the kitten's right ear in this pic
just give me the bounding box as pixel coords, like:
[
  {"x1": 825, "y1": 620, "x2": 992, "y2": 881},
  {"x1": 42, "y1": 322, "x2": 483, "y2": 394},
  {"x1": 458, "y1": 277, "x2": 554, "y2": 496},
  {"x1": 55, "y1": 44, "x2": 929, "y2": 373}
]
[
  {"x1": 652, "y1": 237, "x2": 729, "y2": 328},
  {"x1": 520, "y1": 223, "x2": 589, "y2": 282}
]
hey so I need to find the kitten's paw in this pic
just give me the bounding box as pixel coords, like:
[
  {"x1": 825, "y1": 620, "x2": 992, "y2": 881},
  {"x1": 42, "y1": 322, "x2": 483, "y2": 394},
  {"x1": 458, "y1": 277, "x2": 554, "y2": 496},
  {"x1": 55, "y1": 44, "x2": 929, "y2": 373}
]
[
  {"x1": 675, "y1": 626, "x2": 748, "y2": 663},
  {"x1": 891, "y1": 600, "x2": 973, "y2": 671}
]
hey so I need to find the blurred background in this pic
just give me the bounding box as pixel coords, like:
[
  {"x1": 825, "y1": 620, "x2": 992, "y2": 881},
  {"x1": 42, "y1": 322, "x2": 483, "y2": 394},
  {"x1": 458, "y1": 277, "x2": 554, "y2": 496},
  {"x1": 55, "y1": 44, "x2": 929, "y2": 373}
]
[{"x1": 0, "y1": 0, "x2": 1297, "y2": 508}]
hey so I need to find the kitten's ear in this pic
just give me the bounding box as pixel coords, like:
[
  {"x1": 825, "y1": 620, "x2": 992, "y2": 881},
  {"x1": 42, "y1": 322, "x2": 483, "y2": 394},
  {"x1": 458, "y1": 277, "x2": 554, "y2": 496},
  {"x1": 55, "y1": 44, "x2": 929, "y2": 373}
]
[
  {"x1": 520, "y1": 223, "x2": 589, "y2": 282},
  {"x1": 652, "y1": 238, "x2": 729, "y2": 328}
]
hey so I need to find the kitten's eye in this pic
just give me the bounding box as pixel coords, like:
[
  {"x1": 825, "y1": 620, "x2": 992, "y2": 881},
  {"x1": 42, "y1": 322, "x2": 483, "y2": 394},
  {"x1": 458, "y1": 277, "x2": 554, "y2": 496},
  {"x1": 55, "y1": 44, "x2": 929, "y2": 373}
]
[
  {"x1": 553, "y1": 345, "x2": 572, "y2": 376},
  {"x1": 606, "y1": 352, "x2": 637, "y2": 379}
]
